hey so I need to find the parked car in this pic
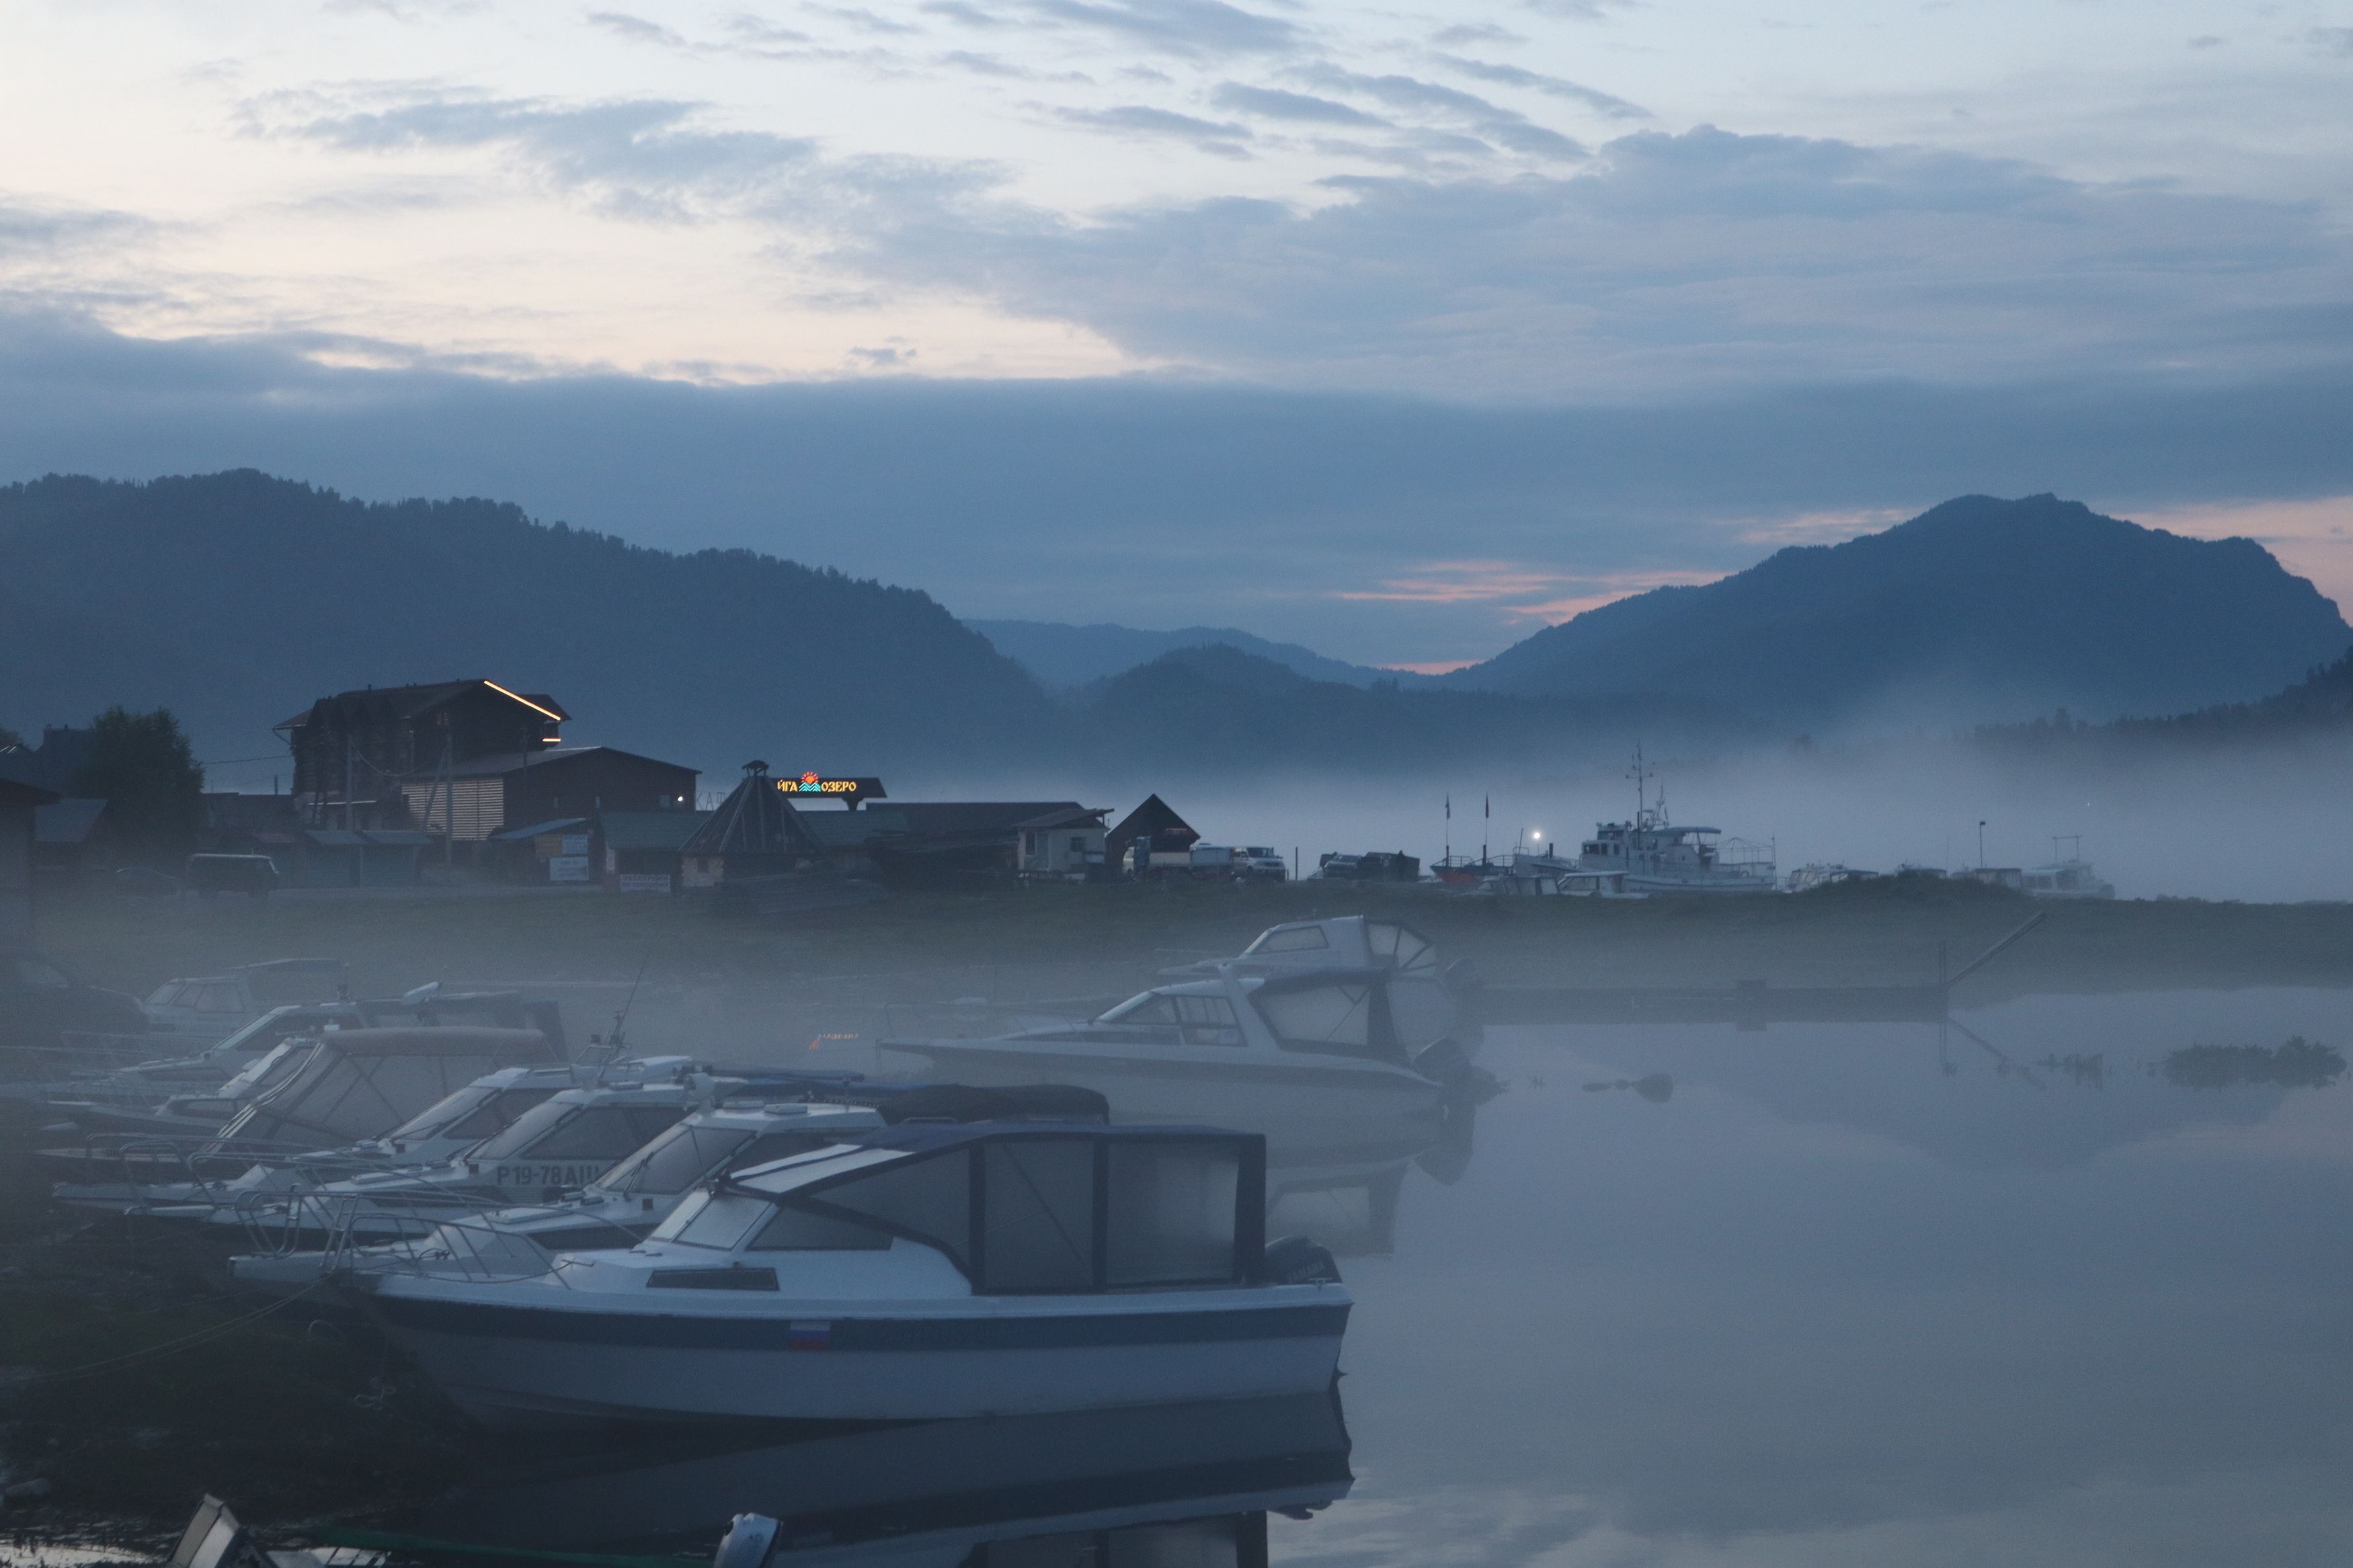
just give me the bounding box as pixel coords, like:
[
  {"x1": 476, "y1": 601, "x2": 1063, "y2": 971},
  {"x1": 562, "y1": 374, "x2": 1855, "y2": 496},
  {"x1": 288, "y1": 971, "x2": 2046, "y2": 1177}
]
[
  {"x1": 1239, "y1": 846, "x2": 1289, "y2": 881},
  {"x1": 112, "y1": 866, "x2": 184, "y2": 897},
  {"x1": 185, "y1": 854, "x2": 281, "y2": 897},
  {"x1": 0, "y1": 949, "x2": 151, "y2": 1052},
  {"x1": 142, "y1": 957, "x2": 348, "y2": 1038}
]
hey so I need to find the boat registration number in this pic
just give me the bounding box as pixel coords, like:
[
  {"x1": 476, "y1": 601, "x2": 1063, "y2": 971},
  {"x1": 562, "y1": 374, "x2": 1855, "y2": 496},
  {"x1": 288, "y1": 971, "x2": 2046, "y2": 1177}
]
[{"x1": 493, "y1": 1162, "x2": 605, "y2": 1190}]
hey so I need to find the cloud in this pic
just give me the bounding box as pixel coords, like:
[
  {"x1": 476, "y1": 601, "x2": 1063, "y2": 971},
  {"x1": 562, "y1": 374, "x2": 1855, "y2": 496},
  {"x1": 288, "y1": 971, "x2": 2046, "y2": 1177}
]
[
  {"x1": 836, "y1": 126, "x2": 2353, "y2": 398},
  {"x1": 1053, "y1": 104, "x2": 1252, "y2": 156},
  {"x1": 1295, "y1": 65, "x2": 1588, "y2": 160},
  {"x1": 0, "y1": 196, "x2": 153, "y2": 257},
  {"x1": 586, "y1": 11, "x2": 689, "y2": 48},
  {"x1": 1019, "y1": 0, "x2": 1300, "y2": 58},
  {"x1": 1431, "y1": 23, "x2": 1523, "y2": 46},
  {"x1": 2307, "y1": 26, "x2": 2353, "y2": 56},
  {"x1": 1211, "y1": 83, "x2": 1388, "y2": 126},
  {"x1": 1432, "y1": 54, "x2": 1649, "y2": 119},
  {"x1": 262, "y1": 89, "x2": 986, "y2": 226},
  {"x1": 1332, "y1": 560, "x2": 1723, "y2": 622},
  {"x1": 802, "y1": 4, "x2": 921, "y2": 35},
  {"x1": 918, "y1": 0, "x2": 1008, "y2": 24}
]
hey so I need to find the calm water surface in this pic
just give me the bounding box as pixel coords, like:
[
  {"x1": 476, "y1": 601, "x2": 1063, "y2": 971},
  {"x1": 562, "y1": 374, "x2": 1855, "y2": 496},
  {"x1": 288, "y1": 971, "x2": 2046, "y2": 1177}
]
[
  {"x1": 1283, "y1": 989, "x2": 2353, "y2": 1567},
  {"x1": 426, "y1": 988, "x2": 2353, "y2": 1567}
]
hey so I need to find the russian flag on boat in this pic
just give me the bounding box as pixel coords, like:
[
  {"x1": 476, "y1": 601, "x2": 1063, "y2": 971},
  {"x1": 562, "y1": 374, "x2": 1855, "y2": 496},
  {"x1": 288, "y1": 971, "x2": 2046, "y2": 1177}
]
[{"x1": 787, "y1": 1319, "x2": 832, "y2": 1351}]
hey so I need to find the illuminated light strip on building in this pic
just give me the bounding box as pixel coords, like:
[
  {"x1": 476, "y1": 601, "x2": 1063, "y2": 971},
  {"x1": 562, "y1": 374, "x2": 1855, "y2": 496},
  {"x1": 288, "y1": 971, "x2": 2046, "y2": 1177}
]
[{"x1": 482, "y1": 679, "x2": 566, "y2": 725}]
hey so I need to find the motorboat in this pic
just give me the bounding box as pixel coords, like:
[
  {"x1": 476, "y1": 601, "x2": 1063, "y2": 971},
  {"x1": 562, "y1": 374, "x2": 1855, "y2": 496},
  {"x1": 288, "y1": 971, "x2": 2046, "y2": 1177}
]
[
  {"x1": 180, "y1": 1071, "x2": 709, "y2": 1245},
  {"x1": 883, "y1": 966, "x2": 1471, "y2": 1124},
  {"x1": 38, "y1": 1026, "x2": 563, "y2": 1194},
  {"x1": 229, "y1": 1097, "x2": 897, "y2": 1296},
  {"x1": 230, "y1": 1083, "x2": 1108, "y2": 1297},
  {"x1": 49, "y1": 1060, "x2": 591, "y2": 1215},
  {"x1": 356, "y1": 1120, "x2": 1348, "y2": 1428},
  {"x1": 1165, "y1": 914, "x2": 1477, "y2": 1059},
  {"x1": 2024, "y1": 841, "x2": 2115, "y2": 899}
]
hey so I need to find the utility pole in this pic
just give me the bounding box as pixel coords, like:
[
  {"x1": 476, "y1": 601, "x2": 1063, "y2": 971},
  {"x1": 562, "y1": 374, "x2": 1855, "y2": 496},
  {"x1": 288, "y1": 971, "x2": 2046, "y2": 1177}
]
[{"x1": 1978, "y1": 820, "x2": 1987, "y2": 869}]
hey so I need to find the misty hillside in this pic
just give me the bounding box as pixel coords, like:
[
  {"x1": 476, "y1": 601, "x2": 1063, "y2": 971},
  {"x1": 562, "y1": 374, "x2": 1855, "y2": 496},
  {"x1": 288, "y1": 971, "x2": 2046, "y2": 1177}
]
[
  {"x1": 1976, "y1": 647, "x2": 2353, "y2": 755},
  {"x1": 967, "y1": 618, "x2": 1410, "y2": 690},
  {"x1": 1446, "y1": 494, "x2": 2351, "y2": 729},
  {"x1": 1073, "y1": 645, "x2": 1762, "y2": 770},
  {"x1": 0, "y1": 471, "x2": 1055, "y2": 772}
]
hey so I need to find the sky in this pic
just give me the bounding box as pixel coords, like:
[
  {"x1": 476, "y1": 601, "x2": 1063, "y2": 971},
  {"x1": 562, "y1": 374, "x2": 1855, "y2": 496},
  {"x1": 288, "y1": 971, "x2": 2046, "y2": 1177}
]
[{"x1": 3, "y1": 0, "x2": 2352, "y2": 667}]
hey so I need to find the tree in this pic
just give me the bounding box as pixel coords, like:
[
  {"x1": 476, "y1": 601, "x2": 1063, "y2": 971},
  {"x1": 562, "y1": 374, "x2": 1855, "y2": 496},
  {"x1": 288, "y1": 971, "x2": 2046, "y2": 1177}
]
[
  {"x1": 0, "y1": 724, "x2": 21, "y2": 751},
  {"x1": 70, "y1": 706, "x2": 204, "y2": 866}
]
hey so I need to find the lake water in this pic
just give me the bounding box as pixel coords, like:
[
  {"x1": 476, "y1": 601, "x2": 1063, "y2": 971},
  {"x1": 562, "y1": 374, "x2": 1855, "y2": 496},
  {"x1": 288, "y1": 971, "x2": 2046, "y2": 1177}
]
[{"x1": 411, "y1": 987, "x2": 2353, "y2": 1567}]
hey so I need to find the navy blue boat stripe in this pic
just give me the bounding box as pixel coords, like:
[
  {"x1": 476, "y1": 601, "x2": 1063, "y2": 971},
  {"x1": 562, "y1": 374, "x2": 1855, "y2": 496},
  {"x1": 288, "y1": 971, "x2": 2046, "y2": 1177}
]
[{"x1": 370, "y1": 1295, "x2": 1349, "y2": 1351}]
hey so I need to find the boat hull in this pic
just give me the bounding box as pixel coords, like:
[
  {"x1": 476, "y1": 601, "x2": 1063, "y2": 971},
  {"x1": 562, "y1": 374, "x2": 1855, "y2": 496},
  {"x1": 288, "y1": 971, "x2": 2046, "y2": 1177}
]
[
  {"x1": 364, "y1": 1283, "x2": 1350, "y2": 1429},
  {"x1": 879, "y1": 1040, "x2": 1447, "y2": 1126}
]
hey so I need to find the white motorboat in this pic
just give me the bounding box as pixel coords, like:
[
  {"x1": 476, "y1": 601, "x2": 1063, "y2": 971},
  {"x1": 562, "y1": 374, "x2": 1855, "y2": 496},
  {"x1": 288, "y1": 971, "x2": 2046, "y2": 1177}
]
[
  {"x1": 1164, "y1": 914, "x2": 1475, "y2": 1060},
  {"x1": 229, "y1": 1097, "x2": 896, "y2": 1296},
  {"x1": 49, "y1": 1060, "x2": 590, "y2": 1215},
  {"x1": 39, "y1": 1026, "x2": 563, "y2": 1197},
  {"x1": 356, "y1": 1121, "x2": 1349, "y2": 1428},
  {"x1": 2024, "y1": 840, "x2": 2115, "y2": 899},
  {"x1": 881, "y1": 966, "x2": 1466, "y2": 1126}
]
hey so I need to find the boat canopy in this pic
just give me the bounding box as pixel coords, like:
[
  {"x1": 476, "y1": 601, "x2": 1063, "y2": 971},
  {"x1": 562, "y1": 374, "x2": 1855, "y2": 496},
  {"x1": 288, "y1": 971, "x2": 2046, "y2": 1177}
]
[
  {"x1": 655, "y1": 1124, "x2": 1267, "y2": 1295},
  {"x1": 214, "y1": 1027, "x2": 560, "y2": 1151}
]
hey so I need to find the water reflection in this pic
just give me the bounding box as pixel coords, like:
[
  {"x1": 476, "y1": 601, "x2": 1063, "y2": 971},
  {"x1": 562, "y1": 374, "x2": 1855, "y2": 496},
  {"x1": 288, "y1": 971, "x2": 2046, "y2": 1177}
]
[
  {"x1": 419, "y1": 1393, "x2": 1351, "y2": 1567},
  {"x1": 1303, "y1": 988, "x2": 2353, "y2": 1566}
]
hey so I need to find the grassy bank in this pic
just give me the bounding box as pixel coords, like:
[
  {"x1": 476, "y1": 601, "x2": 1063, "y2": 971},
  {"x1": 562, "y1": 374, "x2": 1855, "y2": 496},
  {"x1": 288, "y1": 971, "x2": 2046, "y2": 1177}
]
[{"x1": 34, "y1": 878, "x2": 2353, "y2": 1008}]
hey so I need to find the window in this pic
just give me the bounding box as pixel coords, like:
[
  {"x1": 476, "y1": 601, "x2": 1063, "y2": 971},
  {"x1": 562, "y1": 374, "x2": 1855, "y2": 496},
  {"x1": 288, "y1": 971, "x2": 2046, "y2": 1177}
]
[
  {"x1": 649, "y1": 1266, "x2": 779, "y2": 1290},
  {"x1": 598, "y1": 1124, "x2": 750, "y2": 1195},
  {"x1": 1246, "y1": 925, "x2": 1328, "y2": 954},
  {"x1": 1365, "y1": 922, "x2": 1437, "y2": 975},
  {"x1": 1100, "y1": 993, "x2": 1179, "y2": 1026},
  {"x1": 1174, "y1": 995, "x2": 1242, "y2": 1046},
  {"x1": 981, "y1": 1139, "x2": 1096, "y2": 1291},
  {"x1": 516, "y1": 1104, "x2": 684, "y2": 1161},
  {"x1": 1255, "y1": 983, "x2": 1371, "y2": 1046},
  {"x1": 438, "y1": 1087, "x2": 559, "y2": 1143},
  {"x1": 749, "y1": 1205, "x2": 891, "y2": 1251},
  {"x1": 803, "y1": 1151, "x2": 972, "y2": 1270},
  {"x1": 662, "y1": 1191, "x2": 773, "y2": 1250},
  {"x1": 192, "y1": 983, "x2": 245, "y2": 1012},
  {"x1": 1107, "y1": 1142, "x2": 1239, "y2": 1287}
]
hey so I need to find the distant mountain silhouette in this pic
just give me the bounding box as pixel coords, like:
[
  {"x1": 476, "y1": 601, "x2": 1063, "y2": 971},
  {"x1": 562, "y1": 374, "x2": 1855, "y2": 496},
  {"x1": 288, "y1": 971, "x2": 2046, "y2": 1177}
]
[
  {"x1": 965, "y1": 618, "x2": 1415, "y2": 690},
  {"x1": 0, "y1": 471, "x2": 1054, "y2": 774},
  {"x1": 1975, "y1": 646, "x2": 2353, "y2": 755},
  {"x1": 1444, "y1": 495, "x2": 2352, "y2": 729},
  {"x1": 1071, "y1": 645, "x2": 1761, "y2": 770}
]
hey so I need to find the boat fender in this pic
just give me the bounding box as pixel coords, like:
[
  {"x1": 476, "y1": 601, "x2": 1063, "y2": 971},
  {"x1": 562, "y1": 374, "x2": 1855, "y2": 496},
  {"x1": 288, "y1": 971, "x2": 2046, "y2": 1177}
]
[
  {"x1": 1261, "y1": 1235, "x2": 1342, "y2": 1285},
  {"x1": 713, "y1": 1514, "x2": 780, "y2": 1568}
]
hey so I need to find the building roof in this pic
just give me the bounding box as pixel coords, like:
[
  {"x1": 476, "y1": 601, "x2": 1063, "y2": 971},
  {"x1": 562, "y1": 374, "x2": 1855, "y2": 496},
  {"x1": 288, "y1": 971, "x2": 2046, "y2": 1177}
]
[
  {"x1": 301, "y1": 829, "x2": 434, "y2": 848},
  {"x1": 599, "y1": 811, "x2": 712, "y2": 852},
  {"x1": 680, "y1": 764, "x2": 820, "y2": 860},
  {"x1": 34, "y1": 798, "x2": 107, "y2": 845},
  {"x1": 881, "y1": 802, "x2": 1101, "y2": 839},
  {"x1": 1107, "y1": 794, "x2": 1197, "y2": 850},
  {"x1": 489, "y1": 817, "x2": 592, "y2": 842},
  {"x1": 279, "y1": 679, "x2": 570, "y2": 733},
  {"x1": 399, "y1": 745, "x2": 697, "y2": 783},
  {"x1": 0, "y1": 777, "x2": 61, "y2": 809}
]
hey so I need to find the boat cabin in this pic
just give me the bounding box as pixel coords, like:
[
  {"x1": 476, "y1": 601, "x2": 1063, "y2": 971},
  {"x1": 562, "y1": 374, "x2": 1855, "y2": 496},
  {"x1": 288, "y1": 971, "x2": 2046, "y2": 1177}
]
[
  {"x1": 214, "y1": 1027, "x2": 561, "y2": 1153},
  {"x1": 628, "y1": 1124, "x2": 1266, "y2": 1296}
]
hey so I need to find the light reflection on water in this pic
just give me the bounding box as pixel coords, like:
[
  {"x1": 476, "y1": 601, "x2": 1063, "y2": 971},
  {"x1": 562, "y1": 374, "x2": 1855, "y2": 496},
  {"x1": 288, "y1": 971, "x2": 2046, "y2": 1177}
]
[{"x1": 1283, "y1": 989, "x2": 2353, "y2": 1566}]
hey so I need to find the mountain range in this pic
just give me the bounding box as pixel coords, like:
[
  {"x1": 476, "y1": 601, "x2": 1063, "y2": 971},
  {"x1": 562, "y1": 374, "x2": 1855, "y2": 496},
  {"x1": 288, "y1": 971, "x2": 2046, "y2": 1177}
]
[{"x1": 1, "y1": 475, "x2": 2344, "y2": 783}]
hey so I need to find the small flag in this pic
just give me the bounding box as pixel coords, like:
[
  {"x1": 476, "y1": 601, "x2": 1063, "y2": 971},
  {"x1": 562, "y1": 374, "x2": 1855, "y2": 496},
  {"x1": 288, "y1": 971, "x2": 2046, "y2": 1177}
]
[{"x1": 788, "y1": 1320, "x2": 832, "y2": 1351}]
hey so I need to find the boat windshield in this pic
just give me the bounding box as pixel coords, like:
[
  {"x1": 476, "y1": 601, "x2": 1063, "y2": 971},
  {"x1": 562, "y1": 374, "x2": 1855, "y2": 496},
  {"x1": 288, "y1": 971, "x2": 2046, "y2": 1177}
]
[
  {"x1": 387, "y1": 1083, "x2": 560, "y2": 1146},
  {"x1": 1093, "y1": 991, "x2": 1244, "y2": 1045},
  {"x1": 470, "y1": 1100, "x2": 685, "y2": 1163},
  {"x1": 1365, "y1": 921, "x2": 1437, "y2": 975},
  {"x1": 597, "y1": 1126, "x2": 835, "y2": 1196},
  {"x1": 1244, "y1": 925, "x2": 1330, "y2": 956}
]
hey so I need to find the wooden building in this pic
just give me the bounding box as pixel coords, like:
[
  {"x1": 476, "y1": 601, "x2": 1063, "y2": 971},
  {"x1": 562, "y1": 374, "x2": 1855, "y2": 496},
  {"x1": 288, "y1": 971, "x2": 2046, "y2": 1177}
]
[
  {"x1": 401, "y1": 747, "x2": 699, "y2": 844},
  {"x1": 278, "y1": 679, "x2": 569, "y2": 829},
  {"x1": 0, "y1": 777, "x2": 56, "y2": 944}
]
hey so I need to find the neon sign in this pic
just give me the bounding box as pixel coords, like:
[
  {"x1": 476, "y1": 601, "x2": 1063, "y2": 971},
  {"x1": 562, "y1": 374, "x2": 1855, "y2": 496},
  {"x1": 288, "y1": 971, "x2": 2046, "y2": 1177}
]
[{"x1": 772, "y1": 774, "x2": 885, "y2": 806}]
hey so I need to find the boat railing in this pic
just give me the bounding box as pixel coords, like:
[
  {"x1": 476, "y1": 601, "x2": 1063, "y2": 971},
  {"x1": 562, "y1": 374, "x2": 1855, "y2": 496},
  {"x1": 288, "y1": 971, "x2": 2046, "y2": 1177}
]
[
  {"x1": 42, "y1": 1129, "x2": 331, "y2": 1204},
  {"x1": 323, "y1": 1198, "x2": 586, "y2": 1286},
  {"x1": 234, "y1": 1180, "x2": 506, "y2": 1257},
  {"x1": 881, "y1": 1000, "x2": 1100, "y2": 1041}
]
